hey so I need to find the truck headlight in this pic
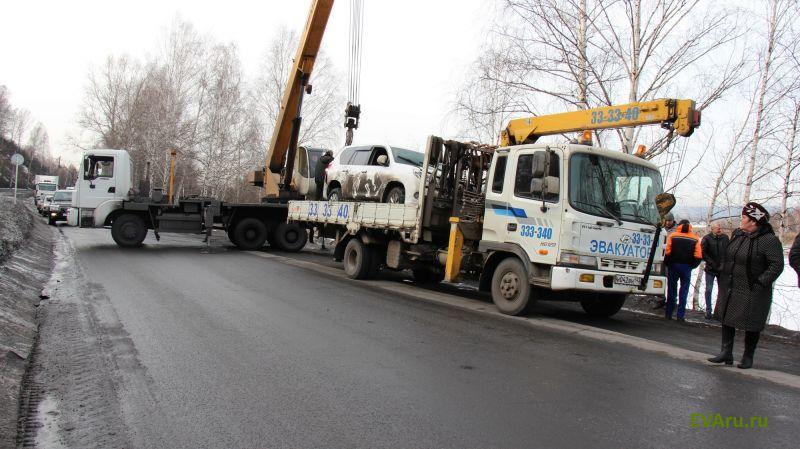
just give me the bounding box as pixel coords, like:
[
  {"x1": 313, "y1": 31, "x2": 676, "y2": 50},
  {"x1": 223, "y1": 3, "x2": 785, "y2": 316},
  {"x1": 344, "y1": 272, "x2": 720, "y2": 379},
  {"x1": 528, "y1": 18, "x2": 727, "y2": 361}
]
[
  {"x1": 559, "y1": 251, "x2": 597, "y2": 268},
  {"x1": 414, "y1": 169, "x2": 422, "y2": 179}
]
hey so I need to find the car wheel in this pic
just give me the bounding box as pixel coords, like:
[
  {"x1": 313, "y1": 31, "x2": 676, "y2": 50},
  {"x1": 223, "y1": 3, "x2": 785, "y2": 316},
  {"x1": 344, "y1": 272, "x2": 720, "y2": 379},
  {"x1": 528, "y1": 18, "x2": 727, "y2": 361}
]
[
  {"x1": 385, "y1": 186, "x2": 405, "y2": 204},
  {"x1": 111, "y1": 214, "x2": 148, "y2": 248},
  {"x1": 328, "y1": 186, "x2": 342, "y2": 202}
]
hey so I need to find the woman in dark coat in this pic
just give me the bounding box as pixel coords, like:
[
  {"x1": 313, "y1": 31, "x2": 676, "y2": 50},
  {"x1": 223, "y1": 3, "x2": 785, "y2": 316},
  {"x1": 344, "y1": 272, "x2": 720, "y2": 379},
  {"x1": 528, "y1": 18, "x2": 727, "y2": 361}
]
[{"x1": 708, "y1": 202, "x2": 784, "y2": 369}]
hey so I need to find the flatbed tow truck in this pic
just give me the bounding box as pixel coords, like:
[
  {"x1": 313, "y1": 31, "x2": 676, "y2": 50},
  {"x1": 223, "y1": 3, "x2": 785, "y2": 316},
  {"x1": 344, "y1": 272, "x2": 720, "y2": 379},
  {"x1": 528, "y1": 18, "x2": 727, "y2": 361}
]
[{"x1": 287, "y1": 99, "x2": 699, "y2": 317}]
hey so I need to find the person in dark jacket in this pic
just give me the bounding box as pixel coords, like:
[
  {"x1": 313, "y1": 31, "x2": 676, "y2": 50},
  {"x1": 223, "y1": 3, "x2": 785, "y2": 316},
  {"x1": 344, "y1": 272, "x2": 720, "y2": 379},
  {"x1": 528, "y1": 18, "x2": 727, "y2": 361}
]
[
  {"x1": 315, "y1": 150, "x2": 334, "y2": 199},
  {"x1": 664, "y1": 220, "x2": 703, "y2": 321},
  {"x1": 789, "y1": 233, "x2": 800, "y2": 287},
  {"x1": 701, "y1": 222, "x2": 729, "y2": 319},
  {"x1": 654, "y1": 212, "x2": 680, "y2": 310},
  {"x1": 708, "y1": 202, "x2": 784, "y2": 369}
]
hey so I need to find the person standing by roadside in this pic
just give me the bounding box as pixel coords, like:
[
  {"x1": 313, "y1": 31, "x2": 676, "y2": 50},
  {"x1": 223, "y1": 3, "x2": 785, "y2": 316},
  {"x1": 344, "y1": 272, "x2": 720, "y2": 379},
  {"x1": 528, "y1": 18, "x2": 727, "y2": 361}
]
[
  {"x1": 664, "y1": 220, "x2": 703, "y2": 321},
  {"x1": 701, "y1": 222, "x2": 729, "y2": 320},
  {"x1": 789, "y1": 232, "x2": 800, "y2": 287},
  {"x1": 315, "y1": 150, "x2": 334, "y2": 200},
  {"x1": 708, "y1": 202, "x2": 784, "y2": 369},
  {"x1": 663, "y1": 213, "x2": 677, "y2": 235},
  {"x1": 654, "y1": 212, "x2": 680, "y2": 310}
]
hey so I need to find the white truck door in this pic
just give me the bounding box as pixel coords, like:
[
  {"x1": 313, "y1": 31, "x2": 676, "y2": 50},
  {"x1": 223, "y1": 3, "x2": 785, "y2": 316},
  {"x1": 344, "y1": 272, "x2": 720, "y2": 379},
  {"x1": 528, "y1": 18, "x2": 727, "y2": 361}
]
[
  {"x1": 504, "y1": 148, "x2": 563, "y2": 265},
  {"x1": 482, "y1": 152, "x2": 512, "y2": 244},
  {"x1": 78, "y1": 154, "x2": 118, "y2": 209}
]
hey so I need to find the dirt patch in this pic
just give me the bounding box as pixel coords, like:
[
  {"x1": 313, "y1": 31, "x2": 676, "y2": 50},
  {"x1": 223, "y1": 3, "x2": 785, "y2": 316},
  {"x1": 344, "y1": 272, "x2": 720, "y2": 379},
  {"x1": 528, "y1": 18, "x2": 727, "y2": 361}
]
[{"x1": 0, "y1": 198, "x2": 55, "y2": 448}]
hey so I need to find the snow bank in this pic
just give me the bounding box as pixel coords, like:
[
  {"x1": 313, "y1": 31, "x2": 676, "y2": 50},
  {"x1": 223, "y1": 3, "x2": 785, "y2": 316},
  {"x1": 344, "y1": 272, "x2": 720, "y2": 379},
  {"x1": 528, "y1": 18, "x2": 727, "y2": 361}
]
[{"x1": 0, "y1": 196, "x2": 32, "y2": 262}]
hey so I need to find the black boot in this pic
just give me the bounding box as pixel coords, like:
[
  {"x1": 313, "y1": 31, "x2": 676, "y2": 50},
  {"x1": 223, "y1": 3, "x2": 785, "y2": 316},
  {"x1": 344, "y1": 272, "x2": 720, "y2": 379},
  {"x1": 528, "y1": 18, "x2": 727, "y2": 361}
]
[
  {"x1": 738, "y1": 331, "x2": 760, "y2": 369},
  {"x1": 708, "y1": 325, "x2": 735, "y2": 365}
]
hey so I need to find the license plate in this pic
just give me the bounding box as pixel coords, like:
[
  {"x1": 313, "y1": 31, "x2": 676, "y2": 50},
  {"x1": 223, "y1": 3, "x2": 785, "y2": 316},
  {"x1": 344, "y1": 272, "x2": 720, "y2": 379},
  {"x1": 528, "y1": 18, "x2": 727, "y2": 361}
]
[{"x1": 614, "y1": 274, "x2": 641, "y2": 286}]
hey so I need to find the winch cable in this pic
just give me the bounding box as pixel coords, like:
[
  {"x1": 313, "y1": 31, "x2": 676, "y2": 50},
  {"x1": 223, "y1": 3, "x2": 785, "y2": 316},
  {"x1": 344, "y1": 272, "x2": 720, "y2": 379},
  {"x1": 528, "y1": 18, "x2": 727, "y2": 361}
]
[{"x1": 345, "y1": 0, "x2": 364, "y2": 145}]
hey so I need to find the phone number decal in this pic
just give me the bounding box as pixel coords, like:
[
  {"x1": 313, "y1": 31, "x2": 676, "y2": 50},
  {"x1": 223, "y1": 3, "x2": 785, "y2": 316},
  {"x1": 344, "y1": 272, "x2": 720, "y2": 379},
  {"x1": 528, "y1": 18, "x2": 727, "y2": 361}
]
[
  {"x1": 520, "y1": 225, "x2": 553, "y2": 240},
  {"x1": 591, "y1": 107, "x2": 640, "y2": 124}
]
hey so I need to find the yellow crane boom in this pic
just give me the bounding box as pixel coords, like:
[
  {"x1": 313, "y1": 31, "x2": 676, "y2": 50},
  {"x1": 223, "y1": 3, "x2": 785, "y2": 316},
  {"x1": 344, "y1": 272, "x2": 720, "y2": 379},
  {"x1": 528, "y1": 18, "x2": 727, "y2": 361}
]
[
  {"x1": 251, "y1": 0, "x2": 335, "y2": 198},
  {"x1": 500, "y1": 98, "x2": 701, "y2": 146}
]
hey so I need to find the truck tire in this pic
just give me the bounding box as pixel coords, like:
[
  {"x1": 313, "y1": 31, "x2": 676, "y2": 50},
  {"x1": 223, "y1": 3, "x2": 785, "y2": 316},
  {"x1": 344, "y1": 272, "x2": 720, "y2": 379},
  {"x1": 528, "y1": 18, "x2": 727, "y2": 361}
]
[
  {"x1": 491, "y1": 257, "x2": 534, "y2": 316},
  {"x1": 328, "y1": 186, "x2": 342, "y2": 202},
  {"x1": 233, "y1": 218, "x2": 268, "y2": 250},
  {"x1": 580, "y1": 293, "x2": 626, "y2": 317},
  {"x1": 411, "y1": 266, "x2": 444, "y2": 284},
  {"x1": 343, "y1": 238, "x2": 373, "y2": 279},
  {"x1": 385, "y1": 186, "x2": 405, "y2": 204},
  {"x1": 111, "y1": 214, "x2": 148, "y2": 248},
  {"x1": 273, "y1": 222, "x2": 308, "y2": 252}
]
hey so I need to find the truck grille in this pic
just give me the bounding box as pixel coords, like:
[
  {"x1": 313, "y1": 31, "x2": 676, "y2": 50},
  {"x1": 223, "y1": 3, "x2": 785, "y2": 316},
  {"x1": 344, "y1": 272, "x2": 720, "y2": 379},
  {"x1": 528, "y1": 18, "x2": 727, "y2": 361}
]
[{"x1": 599, "y1": 258, "x2": 641, "y2": 272}]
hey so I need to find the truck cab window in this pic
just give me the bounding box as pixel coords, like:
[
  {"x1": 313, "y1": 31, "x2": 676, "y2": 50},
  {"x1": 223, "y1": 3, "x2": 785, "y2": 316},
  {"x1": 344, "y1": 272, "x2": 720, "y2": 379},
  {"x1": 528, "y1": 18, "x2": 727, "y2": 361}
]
[
  {"x1": 491, "y1": 155, "x2": 507, "y2": 193},
  {"x1": 84, "y1": 156, "x2": 114, "y2": 180},
  {"x1": 514, "y1": 152, "x2": 559, "y2": 201}
]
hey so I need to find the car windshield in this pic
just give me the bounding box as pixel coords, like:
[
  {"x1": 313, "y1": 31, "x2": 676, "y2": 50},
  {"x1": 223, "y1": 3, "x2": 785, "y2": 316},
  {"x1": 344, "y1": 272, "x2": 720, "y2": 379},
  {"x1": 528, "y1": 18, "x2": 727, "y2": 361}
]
[
  {"x1": 38, "y1": 183, "x2": 57, "y2": 191},
  {"x1": 392, "y1": 148, "x2": 424, "y2": 167},
  {"x1": 54, "y1": 192, "x2": 72, "y2": 201},
  {"x1": 569, "y1": 153, "x2": 663, "y2": 225}
]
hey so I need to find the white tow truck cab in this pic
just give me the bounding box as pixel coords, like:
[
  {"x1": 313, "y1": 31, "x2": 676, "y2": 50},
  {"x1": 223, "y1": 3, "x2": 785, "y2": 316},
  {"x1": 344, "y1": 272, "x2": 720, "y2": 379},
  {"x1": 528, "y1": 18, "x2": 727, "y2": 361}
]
[
  {"x1": 68, "y1": 149, "x2": 132, "y2": 227},
  {"x1": 288, "y1": 136, "x2": 669, "y2": 317}
]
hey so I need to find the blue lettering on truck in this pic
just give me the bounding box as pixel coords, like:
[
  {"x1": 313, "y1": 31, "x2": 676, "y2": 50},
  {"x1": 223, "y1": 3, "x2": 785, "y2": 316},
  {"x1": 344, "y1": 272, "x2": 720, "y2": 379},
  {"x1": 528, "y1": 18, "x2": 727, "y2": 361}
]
[{"x1": 589, "y1": 232, "x2": 652, "y2": 258}]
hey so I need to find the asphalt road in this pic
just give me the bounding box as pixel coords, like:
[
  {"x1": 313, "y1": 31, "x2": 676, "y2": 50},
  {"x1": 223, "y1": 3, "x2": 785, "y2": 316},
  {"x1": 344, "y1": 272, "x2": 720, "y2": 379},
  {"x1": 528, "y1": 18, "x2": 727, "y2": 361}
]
[{"x1": 25, "y1": 226, "x2": 800, "y2": 448}]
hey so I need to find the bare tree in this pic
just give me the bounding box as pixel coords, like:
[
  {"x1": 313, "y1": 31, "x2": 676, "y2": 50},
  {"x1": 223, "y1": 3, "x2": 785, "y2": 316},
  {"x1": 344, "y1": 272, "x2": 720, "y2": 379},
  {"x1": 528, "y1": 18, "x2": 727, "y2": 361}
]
[
  {"x1": 778, "y1": 98, "x2": 800, "y2": 239},
  {"x1": 252, "y1": 27, "x2": 344, "y2": 153},
  {"x1": 8, "y1": 108, "x2": 31, "y2": 147},
  {"x1": 0, "y1": 85, "x2": 11, "y2": 138},
  {"x1": 457, "y1": 0, "x2": 742, "y2": 156},
  {"x1": 741, "y1": 0, "x2": 796, "y2": 203}
]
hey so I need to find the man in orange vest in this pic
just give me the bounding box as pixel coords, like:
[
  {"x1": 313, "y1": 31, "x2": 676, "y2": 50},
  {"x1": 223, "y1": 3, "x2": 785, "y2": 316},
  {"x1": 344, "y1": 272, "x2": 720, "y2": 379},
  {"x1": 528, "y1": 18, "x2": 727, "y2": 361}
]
[{"x1": 664, "y1": 219, "x2": 703, "y2": 321}]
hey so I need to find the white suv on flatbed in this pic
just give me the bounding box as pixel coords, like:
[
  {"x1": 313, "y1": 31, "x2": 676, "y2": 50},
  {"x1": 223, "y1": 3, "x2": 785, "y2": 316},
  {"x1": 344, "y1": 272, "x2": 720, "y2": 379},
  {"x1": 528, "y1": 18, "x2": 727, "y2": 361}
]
[{"x1": 323, "y1": 144, "x2": 423, "y2": 203}]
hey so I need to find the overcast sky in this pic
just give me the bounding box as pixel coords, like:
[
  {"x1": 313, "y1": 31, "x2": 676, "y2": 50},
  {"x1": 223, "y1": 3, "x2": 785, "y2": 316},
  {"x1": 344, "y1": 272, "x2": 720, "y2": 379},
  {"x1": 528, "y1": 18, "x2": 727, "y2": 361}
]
[{"x1": 0, "y1": 0, "x2": 490, "y2": 165}]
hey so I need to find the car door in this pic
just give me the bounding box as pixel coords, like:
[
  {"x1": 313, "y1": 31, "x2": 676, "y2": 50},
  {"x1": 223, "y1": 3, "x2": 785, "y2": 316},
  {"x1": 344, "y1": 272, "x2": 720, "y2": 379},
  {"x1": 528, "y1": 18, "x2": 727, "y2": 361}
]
[
  {"x1": 345, "y1": 147, "x2": 372, "y2": 199},
  {"x1": 363, "y1": 146, "x2": 390, "y2": 200}
]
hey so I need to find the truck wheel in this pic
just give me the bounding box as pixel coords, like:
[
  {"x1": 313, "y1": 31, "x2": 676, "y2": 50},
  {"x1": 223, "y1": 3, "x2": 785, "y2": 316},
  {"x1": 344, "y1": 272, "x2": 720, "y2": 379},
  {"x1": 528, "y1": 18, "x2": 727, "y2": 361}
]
[
  {"x1": 491, "y1": 258, "x2": 534, "y2": 315},
  {"x1": 343, "y1": 238, "x2": 373, "y2": 279},
  {"x1": 328, "y1": 186, "x2": 342, "y2": 201},
  {"x1": 233, "y1": 218, "x2": 268, "y2": 250},
  {"x1": 411, "y1": 267, "x2": 444, "y2": 284},
  {"x1": 385, "y1": 186, "x2": 405, "y2": 204},
  {"x1": 111, "y1": 214, "x2": 148, "y2": 248},
  {"x1": 580, "y1": 293, "x2": 626, "y2": 317},
  {"x1": 273, "y1": 222, "x2": 308, "y2": 252}
]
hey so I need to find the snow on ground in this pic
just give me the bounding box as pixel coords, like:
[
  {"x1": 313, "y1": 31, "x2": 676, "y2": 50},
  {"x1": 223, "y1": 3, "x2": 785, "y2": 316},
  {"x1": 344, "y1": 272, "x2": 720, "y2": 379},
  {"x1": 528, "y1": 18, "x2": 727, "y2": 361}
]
[
  {"x1": 0, "y1": 195, "x2": 32, "y2": 261},
  {"x1": 770, "y1": 252, "x2": 800, "y2": 332},
  {"x1": 689, "y1": 250, "x2": 800, "y2": 331}
]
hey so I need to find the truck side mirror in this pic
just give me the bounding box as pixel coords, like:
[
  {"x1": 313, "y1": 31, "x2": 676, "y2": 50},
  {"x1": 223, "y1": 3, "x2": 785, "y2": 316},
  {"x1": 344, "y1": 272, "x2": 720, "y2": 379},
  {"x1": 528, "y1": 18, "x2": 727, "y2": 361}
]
[
  {"x1": 532, "y1": 152, "x2": 547, "y2": 178},
  {"x1": 376, "y1": 154, "x2": 389, "y2": 166},
  {"x1": 656, "y1": 192, "x2": 676, "y2": 218}
]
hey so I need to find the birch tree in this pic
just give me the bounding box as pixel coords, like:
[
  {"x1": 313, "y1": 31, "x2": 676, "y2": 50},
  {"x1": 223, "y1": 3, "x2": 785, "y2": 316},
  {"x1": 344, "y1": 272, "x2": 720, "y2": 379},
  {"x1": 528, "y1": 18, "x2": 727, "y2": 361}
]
[
  {"x1": 741, "y1": 0, "x2": 796, "y2": 203},
  {"x1": 252, "y1": 27, "x2": 344, "y2": 152},
  {"x1": 457, "y1": 0, "x2": 741, "y2": 155}
]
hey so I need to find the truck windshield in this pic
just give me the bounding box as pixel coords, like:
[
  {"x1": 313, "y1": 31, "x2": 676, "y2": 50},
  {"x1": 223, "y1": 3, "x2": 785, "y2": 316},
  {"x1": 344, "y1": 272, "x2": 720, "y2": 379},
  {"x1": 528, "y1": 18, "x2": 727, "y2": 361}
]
[
  {"x1": 54, "y1": 192, "x2": 72, "y2": 201},
  {"x1": 392, "y1": 148, "x2": 423, "y2": 167},
  {"x1": 38, "y1": 183, "x2": 57, "y2": 191},
  {"x1": 568, "y1": 153, "x2": 663, "y2": 225}
]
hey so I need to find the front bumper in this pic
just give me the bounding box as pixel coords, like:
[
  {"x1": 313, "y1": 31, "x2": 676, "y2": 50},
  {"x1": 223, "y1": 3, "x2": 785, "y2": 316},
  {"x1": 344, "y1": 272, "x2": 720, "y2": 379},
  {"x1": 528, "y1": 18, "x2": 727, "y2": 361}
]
[
  {"x1": 550, "y1": 266, "x2": 666, "y2": 296},
  {"x1": 48, "y1": 208, "x2": 68, "y2": 221}
]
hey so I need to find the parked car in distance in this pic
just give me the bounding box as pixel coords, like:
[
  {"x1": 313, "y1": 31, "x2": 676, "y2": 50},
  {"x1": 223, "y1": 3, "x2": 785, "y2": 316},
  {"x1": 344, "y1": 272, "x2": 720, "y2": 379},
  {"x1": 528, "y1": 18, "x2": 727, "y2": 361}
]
[
  {"x1": 324, "y1": 144, "x2": 423, "y2": 203},
  {"x1": 47, "y1": 189, "x2": 73, "y2": 225}
]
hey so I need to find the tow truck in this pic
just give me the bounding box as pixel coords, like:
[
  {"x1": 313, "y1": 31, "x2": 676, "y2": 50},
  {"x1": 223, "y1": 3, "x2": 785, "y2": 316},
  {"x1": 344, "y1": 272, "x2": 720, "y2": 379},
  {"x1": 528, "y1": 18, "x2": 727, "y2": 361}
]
[
  {"x1": 67, "y1": 0, "x2": 335, "y2": 250},
  {"x1": 287, "y1": 99, "x2": 699, "y2": 317}
]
